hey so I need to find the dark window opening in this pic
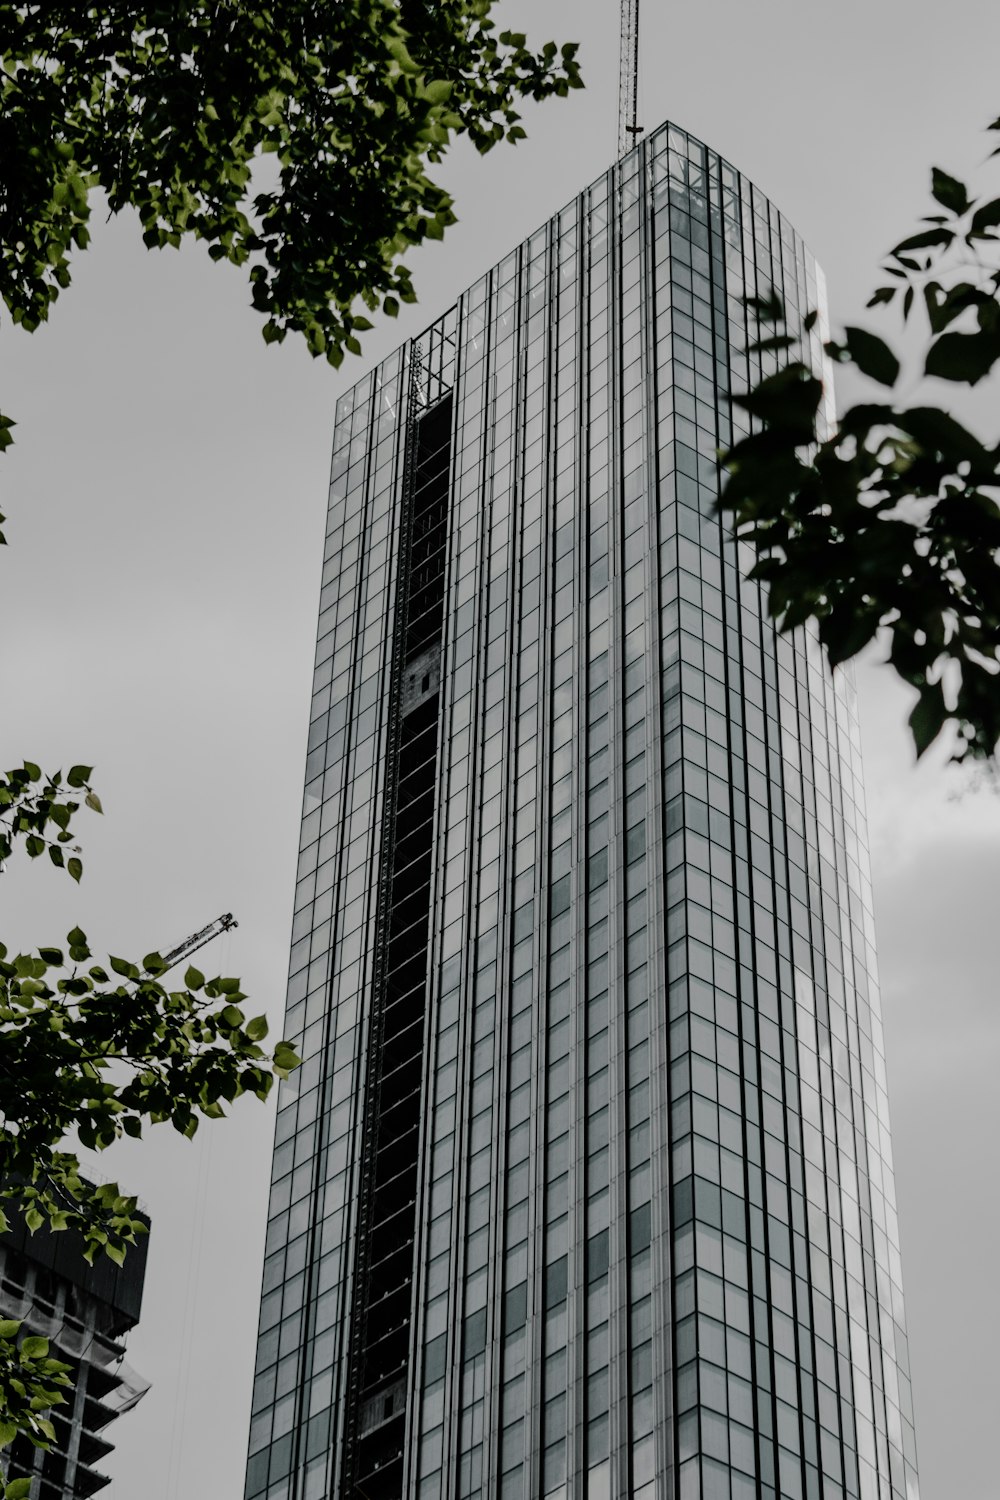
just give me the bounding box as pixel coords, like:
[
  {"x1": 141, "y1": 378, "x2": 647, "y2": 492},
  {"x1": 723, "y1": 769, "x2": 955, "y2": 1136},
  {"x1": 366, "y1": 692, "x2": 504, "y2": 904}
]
[{"x1": 342, "y1": 390, "x2": 452, "y2": 1499}]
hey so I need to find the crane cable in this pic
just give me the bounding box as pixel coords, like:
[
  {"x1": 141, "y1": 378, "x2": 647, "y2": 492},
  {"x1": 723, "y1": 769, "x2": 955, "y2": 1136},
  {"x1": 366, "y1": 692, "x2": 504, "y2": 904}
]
[{"x1": 164, "y1": 918, "x2": 231, "y2": 1498}]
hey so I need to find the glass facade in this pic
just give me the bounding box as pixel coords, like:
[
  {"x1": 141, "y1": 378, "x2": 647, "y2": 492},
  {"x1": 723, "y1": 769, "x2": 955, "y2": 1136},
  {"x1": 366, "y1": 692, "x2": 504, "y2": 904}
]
[{"x1": 245, "y1": 122, "x2": 919, "y2": 1500}]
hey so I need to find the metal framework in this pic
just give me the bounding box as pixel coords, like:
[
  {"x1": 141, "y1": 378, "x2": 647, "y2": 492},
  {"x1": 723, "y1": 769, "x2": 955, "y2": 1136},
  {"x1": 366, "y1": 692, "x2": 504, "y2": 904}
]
[
  {"x1": 156, "y1": 911, "x2": 237, "y2": 973},
  {"x1": 340, "y1": 346, "x2": 423, "y2": 1499},
  {"x1": 618, "y1": 0, "x2": 642, "y2": 158},
  {"x1": 341, "y1": 347, "x2": 453, "y2": 1499}
]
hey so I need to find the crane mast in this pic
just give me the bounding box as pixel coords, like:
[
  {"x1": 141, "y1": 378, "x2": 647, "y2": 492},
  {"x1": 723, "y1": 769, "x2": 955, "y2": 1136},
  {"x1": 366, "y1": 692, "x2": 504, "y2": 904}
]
[{"x1": 618, "y1": 0, "x2": 642, "y2": 158}]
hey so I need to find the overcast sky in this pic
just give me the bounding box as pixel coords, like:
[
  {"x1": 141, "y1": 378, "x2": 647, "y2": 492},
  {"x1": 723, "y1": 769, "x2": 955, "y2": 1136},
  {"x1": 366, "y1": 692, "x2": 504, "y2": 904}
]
[{"x1": 2, "y1": 3, "x2": 998, "y2": 1498}]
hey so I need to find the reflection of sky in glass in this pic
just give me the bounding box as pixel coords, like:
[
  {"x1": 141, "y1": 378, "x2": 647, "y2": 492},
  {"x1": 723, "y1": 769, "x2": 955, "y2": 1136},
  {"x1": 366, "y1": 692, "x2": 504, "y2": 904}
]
[{"x1": 245, "y1": 120, "x2": 919, "y2": 1500}]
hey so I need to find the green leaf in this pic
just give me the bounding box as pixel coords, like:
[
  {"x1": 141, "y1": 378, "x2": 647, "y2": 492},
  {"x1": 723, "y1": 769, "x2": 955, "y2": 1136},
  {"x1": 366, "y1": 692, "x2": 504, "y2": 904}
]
[
  {"x1": 24, "y1": 1207, "x2": 43, "y2": 1233},
  {"x1": 745, "y1": 290, "x2": 784, "y2": 325},
  {"x1": 84, "y1": 791, "x2": 103, "y2": 814},
  {"x1": 732, "y1": 364, "x2": 823, "y2": 439},
  {"x1": 221, "y1": 1004, "x2": 245, "y2": 1029},
  {"x1": 67, "y1": 856, "x2": 83, "y2": 883},
  {"x1": 66, "y1": 927, "x2": 88, "y2": 962},
  {"x1": 898, "y1": 406, "x2": 987, "y2": 461},
  {"x1": 272, "y1": 1041, "x2": 301, "y2": 1071},
  {"x1": 20, "y1": 1336, "x2": 48, "y2": 1359},
  {"x1": 909, "y1": 681, "x2": 947, "y2": 757},
  {"x1": 48, "y1": 845, "x2": 65, "y2": 869},
  {"x1": 931, "y1": 166, "x2": 970, "y2": 216},
  {"x1": 823, "y1": 609, "x2": 880, "y2": 668},
  {"x1": 0, "y1": 1321, "x2": 21, "y2": 1340},
  {"x1": 968, "y1": 196, "x2": 1000, "y2": 238},
  {"x1": 384, "y1": 34, "x2": 419, "y2": 74},
  {"x1": 843, "y1": 327, "x2": 900, "y2": 387},
  {"x1": 185, "y1": 965, "x2": 205, "y2": 990},
  {"x1": 66, "y1": 765, "x2": 92, "y2": 788},
  {"x1": 110, "y1": 955, "x2": 138, "y2": 978},
  {"x1": 747, "y1": 334, "x2": 796, "y2": 356},
  {"x1": 37, "y1": 947, "x2": 63, "y2": 966},
  {"x1": 890, "y1": 226, "x2": 953, "y2": 257},
  {"x1": 6, "y1": 1477, "x2": 33, "y2": 1498},
  {"x1": 925, "y1": 329, "x2": 1000, "y2": 384},
  {"x1": 22, "y1": 761, "x2": 41, "y2": 781},
  {"x1": 422, "y1": 80, "x2": 452, "y2": 105},
  {"x1": 246, "y1": 1015, "x2": 269, "y2": 1042}
]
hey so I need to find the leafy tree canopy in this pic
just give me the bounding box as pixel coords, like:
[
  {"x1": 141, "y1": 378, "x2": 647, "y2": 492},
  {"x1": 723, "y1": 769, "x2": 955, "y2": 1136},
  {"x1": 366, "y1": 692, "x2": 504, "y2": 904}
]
[
  {"x1": 721, "y1": 118, "x2": 1000, "y2": 763},
  {"x1": 0, "y1": 763, "x2": 300, "y2": 1479},
  {"x1": 0, "y1": 1, "x2": 581, "y2": 388},
  {"x1": 0, "y1": 760, "x2": 299, "y2": 1253}
]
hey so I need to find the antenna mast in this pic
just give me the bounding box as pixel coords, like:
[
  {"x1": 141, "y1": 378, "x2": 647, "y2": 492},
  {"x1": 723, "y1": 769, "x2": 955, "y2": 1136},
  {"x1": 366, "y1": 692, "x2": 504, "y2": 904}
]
[{"x1": 618, "y1": 0, "x2": 642, "y2": 158}]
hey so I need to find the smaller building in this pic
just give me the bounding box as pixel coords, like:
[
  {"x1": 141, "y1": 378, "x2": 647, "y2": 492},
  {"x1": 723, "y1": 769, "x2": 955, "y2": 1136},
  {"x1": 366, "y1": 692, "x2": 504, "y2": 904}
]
[{"x1": 1, "y1": 1204, "x2": 150, "y2": 1499}]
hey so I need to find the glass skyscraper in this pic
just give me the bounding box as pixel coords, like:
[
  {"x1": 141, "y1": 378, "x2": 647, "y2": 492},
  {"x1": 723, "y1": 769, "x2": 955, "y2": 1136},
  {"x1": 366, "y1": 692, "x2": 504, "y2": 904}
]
[{"x1": 245, "y1": 122, "x2": 919, "y2": 1500}]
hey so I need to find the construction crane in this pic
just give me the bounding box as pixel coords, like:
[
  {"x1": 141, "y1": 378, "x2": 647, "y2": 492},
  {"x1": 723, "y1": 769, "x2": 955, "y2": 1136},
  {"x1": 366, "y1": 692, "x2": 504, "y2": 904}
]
[
  {"x1": 618, "y1": 0, "x2": 643, "y2": 159},
  {"x1": 152, "y1": 912, "x2": 238, "y2": 976}
]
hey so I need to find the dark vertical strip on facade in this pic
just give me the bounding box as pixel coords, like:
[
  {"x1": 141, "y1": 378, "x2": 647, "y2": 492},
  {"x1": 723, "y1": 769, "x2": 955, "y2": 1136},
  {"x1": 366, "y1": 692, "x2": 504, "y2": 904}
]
[{"x1": 342, "y1": 387, "x2": 453, "y2": 1499}]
